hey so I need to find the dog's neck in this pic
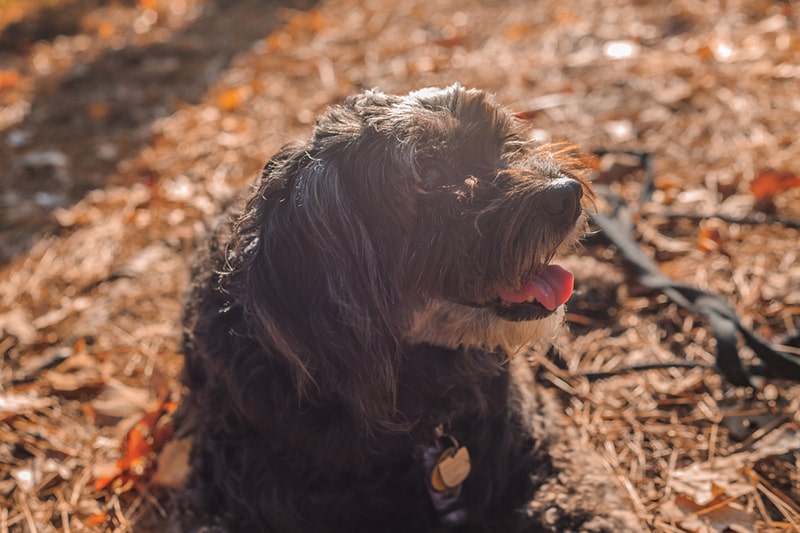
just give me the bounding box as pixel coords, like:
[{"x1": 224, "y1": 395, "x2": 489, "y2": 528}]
[{"x1": 404, "y1": 299, "x2": 563, "y2": 355}]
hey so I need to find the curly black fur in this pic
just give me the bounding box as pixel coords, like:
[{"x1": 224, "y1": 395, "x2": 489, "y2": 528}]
[{"x1": 174, "y1": 85, "x2": 643, "y2": 532}]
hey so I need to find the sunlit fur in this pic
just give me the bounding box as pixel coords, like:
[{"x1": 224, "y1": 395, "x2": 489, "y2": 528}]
[{"x1": 175, "y1": 85, "x2": 641, "y2": 533}]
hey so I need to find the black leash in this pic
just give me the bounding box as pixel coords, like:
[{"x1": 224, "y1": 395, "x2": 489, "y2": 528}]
[{"x1": 586, "y1": 150, "x2": 800, "y2": 386}]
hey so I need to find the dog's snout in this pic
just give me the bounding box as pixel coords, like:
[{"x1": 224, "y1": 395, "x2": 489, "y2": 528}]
[{"x1": 541, "y1": 178, "x2": 582, "y2": 221}]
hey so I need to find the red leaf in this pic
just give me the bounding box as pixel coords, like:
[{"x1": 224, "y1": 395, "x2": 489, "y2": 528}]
[
  {"x1": 750, "y1": 169, "x2": 800, "y2": 200},
  {"x1": 89, "y1": 397, "x2": 173, "y2": 490},
  {"x1": 698, "y1": 226, "x2": 724, "y2": 253},
  {"x1": 217, "y1": 88, "x2": 243, "y2": 112},
  {"x1": 0, "y1": 70, "x2": 20, "y2": 91},
  {"x1": 93, "y1": 471, "x2": 119, "y2": 491},
  {"x1": 433, "y1": 36, "x2": 467, "y2": 48},
  {"x1": 119, "y1": 426, "x2": 152, "y2": 471},
  {"x1": 84, "y1": 512, "x2": 108, "y2": 527}
]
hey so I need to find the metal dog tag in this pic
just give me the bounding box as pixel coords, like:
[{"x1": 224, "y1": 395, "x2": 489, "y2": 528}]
[{"x1": 430, "y1": 446, "x2": 471, "y2": 492}]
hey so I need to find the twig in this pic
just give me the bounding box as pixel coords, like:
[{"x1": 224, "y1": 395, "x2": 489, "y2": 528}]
[
  {"x1": 643, "y1": 209, "x2": 800, "y2": 230},
  {"x1": 134, "y1": 483, "x2": 169, "y2": 519},
  {"x1": 57, "y1": 492, "x2": 71, "y2": 533},
  {"x1": 20, "y1": 493, "x2": 38, "y2": 533},
  {"x1": 773, "y1": 343, "x2": 800, "y2": 357},
  {"x1": 577, "y1": 361, "x2": 713, "y2": 381},
  {"x1": 727, "y1": 415, "x2": 791, "y2": 455},
  {"x1": 110, "y1": 494, "x2": 132, "y2": 533},
  {"x1": 755, "y1": 474, "x2": 800, "y2": 518}
]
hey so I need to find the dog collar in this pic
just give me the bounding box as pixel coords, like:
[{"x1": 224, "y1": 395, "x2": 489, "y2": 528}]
[{"x1": 421, "y1": 425, "x2": 471, "y2": 525}]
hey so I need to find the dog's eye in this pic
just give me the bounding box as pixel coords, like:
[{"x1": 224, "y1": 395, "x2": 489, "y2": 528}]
[{"x1": 418, "y1": 163, "x2": 448, "y2": 190}]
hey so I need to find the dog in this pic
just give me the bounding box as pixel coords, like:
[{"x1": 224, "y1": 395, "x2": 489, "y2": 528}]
[{"x1": 174, "y1": 85, "x2": 643, "y2": 532}]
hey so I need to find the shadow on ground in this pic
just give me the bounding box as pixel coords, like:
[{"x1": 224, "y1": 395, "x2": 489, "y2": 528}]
[{"x1": 0, "y1": 0, "x2": 314, "y2": 264}]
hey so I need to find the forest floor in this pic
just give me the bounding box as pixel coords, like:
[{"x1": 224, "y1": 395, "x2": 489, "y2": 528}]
[{"x1": 1, "y1": 0, "x2": 799, "y2": 531}]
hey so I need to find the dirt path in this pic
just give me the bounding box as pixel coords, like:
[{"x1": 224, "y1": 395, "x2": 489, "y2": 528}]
[{"x1": 1, "y1": 0, "x2": 798, "y2": 531}]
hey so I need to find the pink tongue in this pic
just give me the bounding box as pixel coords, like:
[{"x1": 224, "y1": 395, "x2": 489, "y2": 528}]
[{"x1": 497, "y1": 265, "x2": 574, "y2": 311}]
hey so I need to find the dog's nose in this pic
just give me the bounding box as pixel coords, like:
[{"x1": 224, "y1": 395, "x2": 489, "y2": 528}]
[{"x1": 541, "y1": 178, "x2": 583, "y2": 222}]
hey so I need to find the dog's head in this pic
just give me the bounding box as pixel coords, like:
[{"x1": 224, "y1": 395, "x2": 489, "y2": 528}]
[{"x1": 226, "y1": 85, "x2": 590, "y2": 422}]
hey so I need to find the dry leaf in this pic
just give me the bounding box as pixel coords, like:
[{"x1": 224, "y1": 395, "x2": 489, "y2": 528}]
[
  {"x1": 43, "y1": 353, "x2": 106, "y2": 395},
  {"x1": 749, "y1": 424, "x2": 800, "y2": 459},
  {"x1": 283, "y1": 9, "x2": 327, "y2": 35},
  {"x1": 504, "y1": 22, "x2": 534, "y2": 42},
  {"x1": 84, "y1": 512, "x2": 108, "y2": 528},
  {"x1": 698, "y1": 226, "x2": 724, "y2": 253},
  {"x1": 90, "y1": 395, "x2": 176, "y2": 491},
  {"x1": 217, "y1": 88, "x2": 243, "y2": 112},
  {"x1": 749, "y1": 169, "x2": 800, "y2": 200},
  {"x1": 44, "y1": 369, "x2": 105, "y2": 395},
  {"x1": 96, "y1": 21, "x2": 116, "y2": 39},
  {"x1": 151, "y1": 437, "x2": 192, "y2": 489},
  {"x1": 91, "y1": 379, "x2": 152, "y2": 419},
  {"x1": 662, "y1": 493, "x2": 756, "y2": 533},
  {"x1": 433, "y1": 36, "x2": 467, "y2": 48},
  {"x1": 118, "y1": 426, "x2": 153, "y2": 473},
  {"x1": 669, "y1": 425, "x2": 800, "y2": 506},
  {"x1": 93, "y1": 462, "x2": 122, "y2": 492},
  {"x1": 670, "y1": 459, "x2": 753, "y2": 506},
  {"x1": 0, "y1": 69, "x2": 20, "y2": 90},
  {"x1": 87, "y1": 101, "x2": 111, "y2": 120}
]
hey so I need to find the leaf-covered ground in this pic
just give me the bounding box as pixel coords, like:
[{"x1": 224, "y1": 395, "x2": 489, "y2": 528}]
[{"x1": 1, "y1": 0, "x2": 799, "y2": 531}]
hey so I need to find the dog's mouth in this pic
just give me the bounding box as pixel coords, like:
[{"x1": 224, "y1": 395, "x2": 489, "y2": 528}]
[{"x1": 469, "y1": 264, "x2": 575, "y2": 322}]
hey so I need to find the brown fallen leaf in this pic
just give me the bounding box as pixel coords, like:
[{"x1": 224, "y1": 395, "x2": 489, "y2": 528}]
[
  {"x1": 91, "y1": 379, "x2": 152, "y2": 421},
  {"x1": 661, "y1": 493, "x2": 756, "y2": 533},
  {"x1": 43, "y1": 352, "x2": 106, "y2": 396},
  {"x1": 433, "y1": 35, "x2": 467, "y2": 48},
  {"x1": 504, "y1": 22, "x2": 534, "y2": 42},
  {"x1": 750, "y1": 169, "x2": 800, "y2": 201},
  {"x1": 217, "y1": 87, "x2": 243, "y2": 112},
  {"x1": 151, "y1": 437, "x2": 192, "y2": 489},
  {"x1": 87, "y1": 101, "x2": 111, "y2": 121},
  {"x1": 92, "y1": 394, "x2": 177, "y2": 492},
  {"x1": 95, "y1": 20, "x2": 116, "y2": 39},
  {"x1": 84, "y1": 511, "x2": 108, "y2": 528},
  {"x1": 697, "y1": 225, "x2": 725, "y2": 253},
  {"x1": 0, "y1": 69, "x2": 20, "y2": 91}
]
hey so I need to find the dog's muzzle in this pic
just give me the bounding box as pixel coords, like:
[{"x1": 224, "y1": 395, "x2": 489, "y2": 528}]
[{"x1": 470, "y1": 177, "x2": 583, "y2": 322}]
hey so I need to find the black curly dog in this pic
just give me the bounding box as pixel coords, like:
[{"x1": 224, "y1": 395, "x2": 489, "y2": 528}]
[{"x1": 175, "y1": 85, "x2": 643, "y2": 532}]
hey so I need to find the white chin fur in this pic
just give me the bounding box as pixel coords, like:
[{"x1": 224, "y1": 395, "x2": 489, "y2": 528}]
[{"x1": 403, "y1": 299, "x2": 563, "y2": 355}]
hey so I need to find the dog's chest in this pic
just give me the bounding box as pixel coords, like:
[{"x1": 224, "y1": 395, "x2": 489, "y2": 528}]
[{"x1": 396, "y1": 343, "x2": 510, "y2": 424}]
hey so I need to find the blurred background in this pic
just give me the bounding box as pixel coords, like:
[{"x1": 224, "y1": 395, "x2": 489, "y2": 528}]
[{"x1": 1, "y1": 0, "x2": 798, "y2": 531}]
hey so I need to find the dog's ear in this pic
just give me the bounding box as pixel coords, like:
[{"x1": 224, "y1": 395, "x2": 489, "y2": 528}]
[{"x1": 227, "y1": 134, "x2": 403, "y2": 432}]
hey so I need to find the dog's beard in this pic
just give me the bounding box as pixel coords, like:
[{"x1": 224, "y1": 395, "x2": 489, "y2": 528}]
[
  {"x1": 400, "y1": 191, "x2": 587, "y2": 354},
  {"x1": 404, "y1": 299, "x2": 564, "y2": 355},
  {"x1": 401, "y1": 221, "x2": 582, "y2": 354}
]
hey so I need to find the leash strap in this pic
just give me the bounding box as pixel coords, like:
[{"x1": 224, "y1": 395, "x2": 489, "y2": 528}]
[{"x1": 588, "y1": 150, "x2": 800, "y2": 386}]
